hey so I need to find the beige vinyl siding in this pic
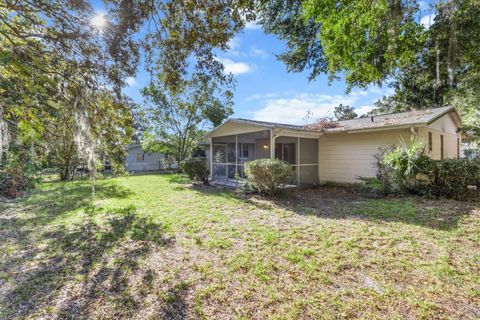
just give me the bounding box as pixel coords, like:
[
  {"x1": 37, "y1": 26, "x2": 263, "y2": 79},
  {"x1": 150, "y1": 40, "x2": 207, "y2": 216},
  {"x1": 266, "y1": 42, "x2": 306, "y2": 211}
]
[
  {"x1": 318, "y1": 113, "x2": 461, "y2": 184},
  {"x1": 417, "y1": 115, "x2": 461, "y2": 159},
  {"x1": 299, "y1": 138, "x2": 319, "y2": 185},
  {"x1": 318, "y1": 129, "x2": 412, "y2": 183}
]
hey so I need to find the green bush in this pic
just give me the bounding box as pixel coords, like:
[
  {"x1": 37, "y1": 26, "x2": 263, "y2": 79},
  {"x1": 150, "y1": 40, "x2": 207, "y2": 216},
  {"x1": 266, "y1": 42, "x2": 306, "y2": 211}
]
[
  {"x1": 357, "y1": 176, "x2": 389, "y2": 196},
  {"x1": 180, "y1": 157, "x2": 209, "y2": 184},
  {"x1": 381, "y1": 135, "x2": 430, "y2": 193},
  {"x1": 416, "y1": 158, "x2": 480, "y2": 200},
  {"x1": 0, "y1": 154, "x2": 39, "y2": 198},
  {"x1": 244, "y1": 159, "x2": 293, "y2": 196},
  {"x1": 369, "y1": 135, "x2": 480, "y2": 201}
]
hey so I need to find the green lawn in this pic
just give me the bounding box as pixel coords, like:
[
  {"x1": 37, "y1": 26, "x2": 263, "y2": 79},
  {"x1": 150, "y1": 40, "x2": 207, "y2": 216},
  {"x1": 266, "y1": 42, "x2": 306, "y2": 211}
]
[{"x1": 1, "y1": 174, "x2": 479, "y2": 319}]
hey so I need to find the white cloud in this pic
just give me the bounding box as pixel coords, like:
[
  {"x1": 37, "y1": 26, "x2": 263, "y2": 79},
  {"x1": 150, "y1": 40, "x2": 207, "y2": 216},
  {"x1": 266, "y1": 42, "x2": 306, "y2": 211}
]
[
  {"x1": 421, "y1": 14, "x2": 436, "y2": 29},
  {"x1": 355, "y1": 105, "x2": 375, "y2": 116},
  {"x1": 219, "y1": 58, "x2": 255, "y2": 75},
  {"x1": 366, "y1": 86, "x2": 383, "y2": 95},
  {"x1": 247, "y1": 92, "x2": 289, "y2": 101},
  {"x1": 250, "y1": 87, "x2": 393, "y2": 124},
  {"x1": 252, "y1": 93, "x2": 359, "y2": 125},
  {"x1": 125, "y1": 76, "x2": 136, "y2": 86},
  {"x1": 250, "y1": 46, "x2": 269, "y2": 59},
  {"x1": 228, "y1": 37, "x2": 241, "y2": 50},
  {"x1": 245, "y1": 21, "x2": 261, "y2": 30},
  {"x1": 225, "y1": 37, "x2": 243, "y2": 56}
]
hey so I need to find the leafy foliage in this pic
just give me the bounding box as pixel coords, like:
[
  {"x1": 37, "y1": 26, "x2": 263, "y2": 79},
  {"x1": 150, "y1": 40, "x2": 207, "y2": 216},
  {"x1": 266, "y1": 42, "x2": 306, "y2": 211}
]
[
  {"x1": 244, "y1": 159, "x2": 293, "y2": 196},
  {"x1": 1, "y1": 1, "x2": 135, "y2": 184},
  {"x1": 128, "y1": 0, "x2": 254, "y2": 94},
  {"x1": 371, "y1": 136, "x2": 480, "y2": 200},
  {"x1": 301, "y1": 0, "x2": 424, "y2": 89},
  {"x1": 180, "y1": 157, "x2": 209, "y2": 185},
  {"x1": 417, "y1": 158, "x2": 480, "y2": 200},
  {"x1": 381, "y1": 135, "x2": 428, "y2": 192},
  {"x1": 257, "y1": 0, "x2": 327, "y2": 81},
  {"x1": 360, "y1": 137, "x2": 425, "y2": 195},
  {"x1": 371, "y1": 0, "x2": 480, "y2": 139},
  {"x1": 142, "y1": 75, "x2": 232, "y2": 162},
  {"x1": 0, "y1": 153, "x2": 39, "y2": 198},
  {"x1": 357, "y1": 176, "x2": 389, "y2": 196},
  {"x1": 258, "y1": 0, "x2": 479, "y2": 138},
  {"x1": 0, "y1": 0, "x2": 139, "y2": 89},
  {"x1": 334, "y1": 104, "x2": 358, "y2": 120}
]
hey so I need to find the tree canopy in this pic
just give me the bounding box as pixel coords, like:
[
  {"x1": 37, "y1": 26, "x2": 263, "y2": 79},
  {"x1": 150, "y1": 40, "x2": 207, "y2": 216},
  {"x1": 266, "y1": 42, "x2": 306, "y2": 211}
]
[
  {"x1": 141, "y1": 74, "x2": 233, "y2": 161},
  {"x1": 370, "y1": 0, "x2": 480, "y2": 136},
  {"x1": 334, "y1": 104, "x2": 358, "y2": 121},
  {"x1": 0, "y1": 0, "x2": 138, "y2": 171}
]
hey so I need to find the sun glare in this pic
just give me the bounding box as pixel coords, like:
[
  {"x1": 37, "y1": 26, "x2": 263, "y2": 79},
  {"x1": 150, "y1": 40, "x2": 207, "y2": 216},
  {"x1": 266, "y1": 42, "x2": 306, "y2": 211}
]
[{"x1": 91, "y1": 13, "x2": 106, "y2": 29}]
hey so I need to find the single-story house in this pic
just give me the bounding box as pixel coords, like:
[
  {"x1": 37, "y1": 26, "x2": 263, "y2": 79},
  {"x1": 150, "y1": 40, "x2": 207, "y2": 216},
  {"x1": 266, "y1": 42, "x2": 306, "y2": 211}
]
[
  {"x1": 204, "y1": 106, "x2": 462, "y2": 185},
  {"x1": 126, "y1": 144, "x2": 178, "y2": 172}
]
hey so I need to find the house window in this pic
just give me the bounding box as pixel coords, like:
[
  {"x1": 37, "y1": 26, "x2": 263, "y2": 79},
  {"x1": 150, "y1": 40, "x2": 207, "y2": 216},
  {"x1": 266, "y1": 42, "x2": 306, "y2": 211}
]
[
  {"x1": 440, "y1": 135, "x2": 444, "y2": 160},
  {"x1": 241, "y1": 143, "x2": 249, "y2": 159},
  {"x1": 137, "y1": 153, "x2": 144, "y2": 162},
  {"x1": 428, "y1": 132, "x2": 433, "y2": 152}
]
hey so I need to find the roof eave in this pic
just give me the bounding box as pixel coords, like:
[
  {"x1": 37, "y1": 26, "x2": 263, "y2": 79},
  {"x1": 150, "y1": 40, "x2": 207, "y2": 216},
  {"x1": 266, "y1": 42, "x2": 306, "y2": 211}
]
[
  {"x1": 324, "y1": 123, "x2": 426, "y2": 134},
  {"x1": 203, "y1": 119, "x2": 273, "y2": 139},
  {"x1": 426, "y1": 106, "x2": 460, "y2": 126}
]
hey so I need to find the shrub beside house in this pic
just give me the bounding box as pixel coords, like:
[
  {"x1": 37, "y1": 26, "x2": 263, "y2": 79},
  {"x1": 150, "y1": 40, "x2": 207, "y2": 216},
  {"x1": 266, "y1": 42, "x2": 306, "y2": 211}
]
[{"x1": 363, "y1": 136, "x2": 480, "y2": 201}]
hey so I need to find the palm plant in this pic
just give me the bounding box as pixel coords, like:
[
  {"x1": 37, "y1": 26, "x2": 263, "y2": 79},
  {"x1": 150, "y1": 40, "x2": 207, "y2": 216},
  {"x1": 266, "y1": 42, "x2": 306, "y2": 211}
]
[{"x1": 382, "y1": 135, "x2": 426, "y2": 192}]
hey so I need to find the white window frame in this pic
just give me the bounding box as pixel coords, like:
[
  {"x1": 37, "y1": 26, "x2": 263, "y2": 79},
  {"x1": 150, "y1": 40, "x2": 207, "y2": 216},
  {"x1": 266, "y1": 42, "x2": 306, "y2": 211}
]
[{"x1": 239, "y1": 143, "x2": 250, "y2": 160}]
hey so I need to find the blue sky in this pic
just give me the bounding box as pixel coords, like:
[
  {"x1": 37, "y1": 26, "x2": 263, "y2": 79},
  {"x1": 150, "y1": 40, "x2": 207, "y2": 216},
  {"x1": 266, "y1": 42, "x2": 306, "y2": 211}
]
[
  {"x1": 103, "y1": 2, "x2": 437, "y2": 126},
  {"x1": 122, "y1": 25, "x2": 393, "y2": 126}
]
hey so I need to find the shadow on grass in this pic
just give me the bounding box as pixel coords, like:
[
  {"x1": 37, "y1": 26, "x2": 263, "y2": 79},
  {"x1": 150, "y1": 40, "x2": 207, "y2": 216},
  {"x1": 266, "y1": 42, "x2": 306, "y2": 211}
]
[
  {"x1": 165, "y1": 174, "x2": 192, "y2": 185},
  {"x1": 0, "y1": 180, "x2": 176, "y2": 319},
  {"x1": 187, "y1": 184, "x2": 475, "y2": 231},
  {"x1": 128, "y1": 170, "x2": 180, "y2": 177},
  {"x1": 15, "y1": 181, "x2": 133, "y2": 224},
  {"x1": 160, "y1": 282, "x2": 189, "y2": 320}
]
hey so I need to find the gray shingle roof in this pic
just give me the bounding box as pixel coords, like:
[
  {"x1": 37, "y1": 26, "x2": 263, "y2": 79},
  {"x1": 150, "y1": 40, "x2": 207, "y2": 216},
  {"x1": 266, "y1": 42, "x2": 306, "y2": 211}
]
[
  {"x1": 329, "y1": 106, "x2": 457, "y2": 132},
  {"x1": 206, "y1": 106, "x2": 458, "y2": 138}
]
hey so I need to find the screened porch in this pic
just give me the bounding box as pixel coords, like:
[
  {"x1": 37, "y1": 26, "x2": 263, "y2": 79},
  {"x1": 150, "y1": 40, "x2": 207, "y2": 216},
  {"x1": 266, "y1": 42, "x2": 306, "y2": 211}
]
[{"x1": 210, "y1": 130, "x2": 319, "y2": 186}]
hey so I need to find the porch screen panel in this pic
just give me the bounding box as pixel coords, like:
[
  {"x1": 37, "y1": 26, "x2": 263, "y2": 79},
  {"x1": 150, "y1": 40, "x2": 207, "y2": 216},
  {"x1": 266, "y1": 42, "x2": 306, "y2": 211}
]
[
  {"x1": 275, "y1": 143, "x2": 296, "y2": 164},
  {"x1": 212, "y1": 143, "x2": 228, "y2": 180},
  {"x1": 299, "y1": 138, "x2": 319, "y2": 185},
  {"x1": 211, "y1": 130, "x2": 270, "y2": 182}
]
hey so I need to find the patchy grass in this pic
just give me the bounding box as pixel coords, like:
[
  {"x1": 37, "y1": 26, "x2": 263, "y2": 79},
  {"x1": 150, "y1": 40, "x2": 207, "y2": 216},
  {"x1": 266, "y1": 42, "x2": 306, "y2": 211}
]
[{"x1": 1, "y1": 175, "x2": 479, "y2": 319}]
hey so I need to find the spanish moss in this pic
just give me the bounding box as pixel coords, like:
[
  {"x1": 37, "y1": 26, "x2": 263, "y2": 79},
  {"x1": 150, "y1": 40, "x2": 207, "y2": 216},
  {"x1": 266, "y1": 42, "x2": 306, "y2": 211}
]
[{"x1": 0, "y1": 106, "x2": 10, "y2": 161}]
